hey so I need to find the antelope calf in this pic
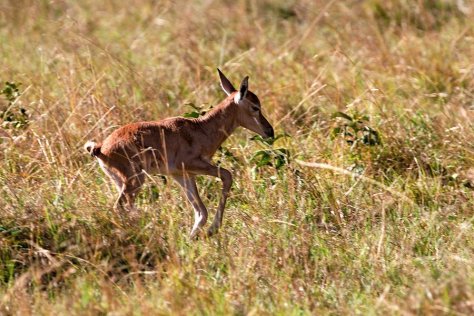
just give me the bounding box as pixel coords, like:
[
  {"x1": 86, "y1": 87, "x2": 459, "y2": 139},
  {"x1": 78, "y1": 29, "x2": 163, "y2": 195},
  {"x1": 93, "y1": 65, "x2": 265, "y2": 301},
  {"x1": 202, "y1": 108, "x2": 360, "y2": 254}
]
[{"x1": 84, "y1": 69, "x2": 274, "y2": 238}]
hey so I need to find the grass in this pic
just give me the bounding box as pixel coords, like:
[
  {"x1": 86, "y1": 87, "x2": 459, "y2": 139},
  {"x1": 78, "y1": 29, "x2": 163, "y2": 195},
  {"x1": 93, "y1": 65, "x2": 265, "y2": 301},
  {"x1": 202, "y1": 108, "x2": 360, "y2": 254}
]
[{"x1": 1, "y1": 0, "x2": 474, "y2": 314}]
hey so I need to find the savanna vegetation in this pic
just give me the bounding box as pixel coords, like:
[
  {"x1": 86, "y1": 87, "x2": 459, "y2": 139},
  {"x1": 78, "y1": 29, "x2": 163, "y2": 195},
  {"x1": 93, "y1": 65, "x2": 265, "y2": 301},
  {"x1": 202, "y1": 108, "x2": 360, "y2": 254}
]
[{"x1": 1, "y1": 0, "x2": 474, "y2": 314}]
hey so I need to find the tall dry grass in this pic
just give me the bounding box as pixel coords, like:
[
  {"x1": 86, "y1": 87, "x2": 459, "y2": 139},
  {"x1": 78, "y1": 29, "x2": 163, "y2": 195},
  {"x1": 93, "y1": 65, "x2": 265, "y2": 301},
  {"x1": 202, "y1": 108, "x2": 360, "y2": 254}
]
[{"x1": 1, "y1": 0, "x2": 474, "y2": 314}]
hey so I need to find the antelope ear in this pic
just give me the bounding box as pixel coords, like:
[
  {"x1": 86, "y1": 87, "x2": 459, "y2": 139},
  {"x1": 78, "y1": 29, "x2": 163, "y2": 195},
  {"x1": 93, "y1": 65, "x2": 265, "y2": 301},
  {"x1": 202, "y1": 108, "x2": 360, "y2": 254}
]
[
  {"x1": 235, "y1": 76, "x2": 249, "y2": 104},
  {"x1": 217, "y1": 68, "x2": 236, "y2": 95}
]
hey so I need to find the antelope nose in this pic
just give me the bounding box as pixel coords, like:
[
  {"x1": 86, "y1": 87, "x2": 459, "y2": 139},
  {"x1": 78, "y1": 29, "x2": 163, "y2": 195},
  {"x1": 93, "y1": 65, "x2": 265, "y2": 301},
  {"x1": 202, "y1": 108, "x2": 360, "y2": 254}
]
[{"x1": 267, "y1": 127, "x2": 275, "y2": 139}]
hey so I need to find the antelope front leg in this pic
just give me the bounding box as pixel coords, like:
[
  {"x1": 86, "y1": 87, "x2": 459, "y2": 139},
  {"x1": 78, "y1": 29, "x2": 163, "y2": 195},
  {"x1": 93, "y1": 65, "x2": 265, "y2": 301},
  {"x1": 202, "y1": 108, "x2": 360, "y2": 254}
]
[
  {"x1": 172, "y1": 175, "x2": 208, "y2": 239},
  {"x1": 187, "y1": 160, "x2": 233, "y2": 237}
]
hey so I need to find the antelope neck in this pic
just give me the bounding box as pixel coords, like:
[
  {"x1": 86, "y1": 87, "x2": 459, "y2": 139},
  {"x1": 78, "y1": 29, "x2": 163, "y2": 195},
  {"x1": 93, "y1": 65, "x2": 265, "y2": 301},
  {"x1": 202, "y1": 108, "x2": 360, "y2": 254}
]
[{"x1": 196, "y1": 95, "x2": 239, "y2": 148}]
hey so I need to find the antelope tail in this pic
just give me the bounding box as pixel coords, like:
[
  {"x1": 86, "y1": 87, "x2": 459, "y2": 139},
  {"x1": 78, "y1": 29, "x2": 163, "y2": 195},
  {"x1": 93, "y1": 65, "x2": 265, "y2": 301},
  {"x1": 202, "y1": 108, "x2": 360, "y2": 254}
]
[{"x1": 84, "y1": 140, "x2": 102, "y2": 157}]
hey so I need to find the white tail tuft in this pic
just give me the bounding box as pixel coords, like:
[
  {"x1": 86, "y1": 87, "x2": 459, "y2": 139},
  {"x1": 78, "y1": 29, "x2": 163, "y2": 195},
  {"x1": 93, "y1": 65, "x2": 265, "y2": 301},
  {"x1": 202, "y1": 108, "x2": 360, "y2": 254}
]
[{"x1": 84, "y1": 140, "x2": 96, "y2": 155}]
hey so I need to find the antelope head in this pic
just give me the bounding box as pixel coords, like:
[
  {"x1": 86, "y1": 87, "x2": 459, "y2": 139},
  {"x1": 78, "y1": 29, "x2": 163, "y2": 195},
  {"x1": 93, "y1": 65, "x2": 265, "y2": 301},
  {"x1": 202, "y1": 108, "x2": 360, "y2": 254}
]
[{"x1": 218, "y1": 68, "x2": 274, "y2": 139}]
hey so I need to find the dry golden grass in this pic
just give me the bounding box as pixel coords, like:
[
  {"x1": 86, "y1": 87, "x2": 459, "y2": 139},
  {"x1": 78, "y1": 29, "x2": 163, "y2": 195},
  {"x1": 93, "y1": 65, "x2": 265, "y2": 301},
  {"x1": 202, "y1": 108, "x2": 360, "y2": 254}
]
[{"x1": 1, "y1": 0, "x2": 474, "y2": 314}]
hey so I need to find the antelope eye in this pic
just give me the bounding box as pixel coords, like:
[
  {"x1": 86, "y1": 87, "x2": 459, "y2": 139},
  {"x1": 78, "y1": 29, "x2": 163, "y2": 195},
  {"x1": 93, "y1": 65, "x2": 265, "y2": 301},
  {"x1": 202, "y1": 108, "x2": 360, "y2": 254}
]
[{"x1": 251, "y1": 105, "x2": 259, "y2": 112}]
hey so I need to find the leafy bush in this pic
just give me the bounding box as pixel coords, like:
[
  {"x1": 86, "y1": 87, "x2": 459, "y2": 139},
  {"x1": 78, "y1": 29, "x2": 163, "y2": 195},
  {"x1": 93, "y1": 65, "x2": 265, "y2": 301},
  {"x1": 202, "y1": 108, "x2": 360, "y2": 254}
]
[{"x1": 1, "y1": 81, "x2": 29, "y2": 130}]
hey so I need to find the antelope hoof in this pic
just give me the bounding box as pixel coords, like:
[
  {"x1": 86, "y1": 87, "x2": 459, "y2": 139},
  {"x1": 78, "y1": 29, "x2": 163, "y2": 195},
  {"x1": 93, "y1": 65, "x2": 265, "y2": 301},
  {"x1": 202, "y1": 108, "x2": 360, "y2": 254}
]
[
  {"x1": 189, "y1": 228, "x2": 203, "y2": 240},
  {"x1": 207, "y1": 225, "x2": 220, "y2": 237},
  {"x1": 128, "y1": 210, "x2": 140, "y2": 220}
]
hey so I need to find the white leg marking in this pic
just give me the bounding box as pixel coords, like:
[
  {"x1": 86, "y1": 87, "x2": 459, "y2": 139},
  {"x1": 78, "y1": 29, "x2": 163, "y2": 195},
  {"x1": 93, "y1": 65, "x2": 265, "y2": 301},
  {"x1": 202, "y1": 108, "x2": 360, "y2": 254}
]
[
  {"x1": 98, "y1": 159, "x2": 123, "y2": 193},
  {"x1": 173, "y1": 175, "x2": 208, "y2": 239}
]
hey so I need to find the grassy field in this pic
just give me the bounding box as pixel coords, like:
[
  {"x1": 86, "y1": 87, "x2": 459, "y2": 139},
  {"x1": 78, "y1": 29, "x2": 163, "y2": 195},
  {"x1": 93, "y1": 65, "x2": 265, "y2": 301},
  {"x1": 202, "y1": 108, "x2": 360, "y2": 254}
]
[{"x1": 1, "y1": 0, "x2": 474, "y2": 314}]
